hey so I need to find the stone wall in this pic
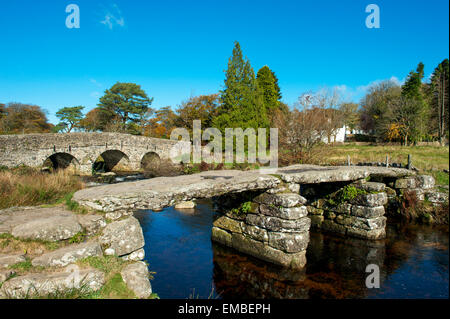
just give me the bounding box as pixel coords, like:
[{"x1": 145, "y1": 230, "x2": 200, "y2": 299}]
[
  {"x1": 211, "y1": 190, "x2": 310, "y2": 269},
  {"x1": 307, "y1": 182, "x2": 388, "y2": 240},
  {"x1": 0, "y1": 132, "x2": 186, "y2": 174}
]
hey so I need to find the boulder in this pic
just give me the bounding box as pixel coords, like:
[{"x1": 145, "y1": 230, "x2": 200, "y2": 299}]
[
  {"x1": 99, "y1": 217, "x2": 145, "y2": 257},
  {"x1": 212, "y1": 216, "x2": 242, "y2": 234},
  {"x1": 0, "y1": 267, "x2": 105, "y2": 298},
  {"x1": 267, "y1": 231, "x2": 309, "y2": 253},
  {"x1": 287, "y1": 183, "x2": 300, "y2": 193},
  {"x1": 426, "y1": 191, "x2": 449, "y2": 205},
  {"x1": 253, "y1": 193, "x2": 307, "y2": 208},
  {"x1": 350, "y1": 193, "x2": 387, "y2": 207},
  {"x1": 0, "y1": 207, "x2": 81, "y2": 242},
  {"x1": 0, "y1": 254, "x2": 26, "y2": 268},
  {"x1": 356, "y1": 182, "x2": 386, "y2": 192},
  {"x1": 346, "y1": 227, "x2": 386, "y2": 240},
  {"x1": 350, "y1": 216, "x2": 386, "y2": 230},
  {"x1": 77, "y1": 214, "x2": 107, "y2": 236},
  {"x1": 211, "y1": 227, "x2": 232, "y2": 247},
  {"x1": 395, "y1": 177, "x2": 417, "y2": 189},
  {"x1": 415, "y1": 175, "x2": 435, "y2": 189},
  {"x1": 11, "y1": 216, "x2": 82, "y2": 242},
  {"x1": 246, "y1": 214, "x2": 311, "y2": 233},
  {"x1": 351, "y1": 206, "x2": 385, "y2": 218},
  {"x1": 31, "y1": 241, "x2": 102, "y2": 267},
  {"x1": 259, "y1": 204, "x2": 308, "y2": 220},
  {"x1": 120, "y1": 248, "x2": 145, "y2": 261},
  {"x1": 0, "y1": 270, "x2": 14, "y2": 283},
  {"x1": 120, "y1": 262, "x2": 152, "y2": 299},
  {"x1": 174, "y1": 201, "x2": 196, "y2": 209},
  {"x1": 231, "y1": 233, "x2": 307, "y2": 269},
  {"x1": 240, "y1": 223, "x2": 269, "y2": 243}
]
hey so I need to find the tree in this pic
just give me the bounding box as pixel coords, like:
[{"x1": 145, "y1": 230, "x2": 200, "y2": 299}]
[
  {"x1": 401, "y1": 62, "x2": 429, "y2": 143},
  {"x1": 339, "y1": 102, "x2": 360, "y2": 132},
  {"x1": 213, "y1": 42, "x2": 269, "y2": 132},
  {"x1": 389, "y1": 96, "x2": 423, "y2": 145},
  {"x1": 144, "y1": 106, "x2": 178, "y2": 138},
  {"x1": 98, "y1": 82, "x2": 153, "y2": 133},
  {"x1": 176, "y1": 94, "x2": 219, "y2": 131},
  {"x1": 79, "y1": 107, "x2": 116, "y2": 132},
  {"x1": 0, "y1": 103, "x2": 5, "y2": 119},
  {"x1": 0, "y1": 103, "x2": 52, "y2": 134},
  {"x1": 55, "y1": 106, "x2": 84, "y2": 132},
  {"x1": 359, "y1": 80, "x2": 402, "y2": 139},
  {"x1": 256, "y1": 66, "x2": 282, "y2": 122},
  {"x1": 294, "y1": 89, "x2": 344, "y2": 143},
  {"x1": 429, "y1": 59, "x2": 449, "y2": 145}
]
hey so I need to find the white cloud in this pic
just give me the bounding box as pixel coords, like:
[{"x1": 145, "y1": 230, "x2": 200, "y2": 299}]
[
  {"x1": 89, "y1": 79, "x2": 103, "y2": 87},
  {"x1": 329, "y1": 76, "x2": 406, "y2": 103},
  {"x1": 355, "y1": 76, "x2": 404, "y2": 94},
  {"x1": 90, "y1": 91, "x2": 101, "y2": 98},
  {"x1": 100, "y1": 4, "x2": 125, "y2": 30}
]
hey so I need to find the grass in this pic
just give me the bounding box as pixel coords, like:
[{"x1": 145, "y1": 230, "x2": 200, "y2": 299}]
[
  {"x1": 428, "y1": 170, "x2": 449, "y2": 186},
  {"x1": 0, "y1": 233, "x2": 65, "y2": 261},
  {"x1": 305, "y1": 143, "x2": 449, "y2": 185},
  {"x1": 316, "y1": 143, "x2": 449, "y2": 171},
  {"x1": 0, "y1": 166, "x2": 84, "y2": 209},
  {"x1": 76, "y1": 256, "x2": 138, "y2": 299}
]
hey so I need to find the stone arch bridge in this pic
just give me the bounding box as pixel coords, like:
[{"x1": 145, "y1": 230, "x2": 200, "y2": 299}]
[{"x1": 0, "y1": 133, "x2": 183, "y2": 174}]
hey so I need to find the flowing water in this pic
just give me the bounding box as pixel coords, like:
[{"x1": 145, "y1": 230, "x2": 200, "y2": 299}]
[{"x1": 134, "y1": 199, "x2": 448, "y2": 299}]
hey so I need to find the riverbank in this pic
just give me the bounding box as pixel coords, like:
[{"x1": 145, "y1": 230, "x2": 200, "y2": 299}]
[{"x1": 0, "y1": 205, "x2": 156, "y2": 299}]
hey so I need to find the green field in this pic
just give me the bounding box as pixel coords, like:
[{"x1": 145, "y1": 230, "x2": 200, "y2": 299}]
[{"x1": 316, "y1": 143, "x2": 449, "y2": 185}]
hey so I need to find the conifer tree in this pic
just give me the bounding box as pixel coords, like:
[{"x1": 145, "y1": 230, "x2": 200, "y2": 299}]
[
  {"x1": 213, "y1": 42, "x2": 269, "y2": 132},
  {"x1": 256, "y1": 66, "x2": 281, "y2": 115},
  {"x1": 401, "y1": 62, "x2": 429, "y2": 143}
]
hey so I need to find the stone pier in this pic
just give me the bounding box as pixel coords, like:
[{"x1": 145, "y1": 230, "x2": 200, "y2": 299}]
[{"x1": 212, "y1": 191, "x2": 310, "y2": 269}]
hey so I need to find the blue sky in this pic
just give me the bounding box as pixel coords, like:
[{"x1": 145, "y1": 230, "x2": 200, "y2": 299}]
[{"x1": 0, "y1": 0, "x2": 448, "y2": 124}]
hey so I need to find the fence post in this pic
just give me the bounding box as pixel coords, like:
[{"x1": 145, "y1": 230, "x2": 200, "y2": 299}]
[
  {"x1": 347, "y1": 155, "x2": 351, "y2": 166},
  {"x1": 407, "y1": 154, "x2": 412, "y2": 170},
  {"x1": 385, "y1": 155, "x2": 389, "y2": 168}
]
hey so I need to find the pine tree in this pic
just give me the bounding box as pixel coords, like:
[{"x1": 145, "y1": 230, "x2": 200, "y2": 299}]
[
  {"x1": 401, "y1": 62, "x2": 429, "y2": 143},
  {"x1": 430, "y1": 59, "x2": 449, "y2": 145},
  {"x1": 256, "y1": 66, "x2": 281, "y2": 115},
  {"x1": 213, "y1": 42, "x2": 269, "y2": 132}
]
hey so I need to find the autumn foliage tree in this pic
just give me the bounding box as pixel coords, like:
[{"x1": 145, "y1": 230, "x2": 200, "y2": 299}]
[
  {"x1": 144, "y1": 106, "x2": 178, "y2": 138},
  {"x1": 0, "y1": 103, "x2": 52, "y2": 134},
  {"x1": 176, "y1": 94, "x2": 219, "y2": 131}
]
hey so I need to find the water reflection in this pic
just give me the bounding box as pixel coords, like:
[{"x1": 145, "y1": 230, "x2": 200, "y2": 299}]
[{"x1": 134, "y1": 199, "x2": 449, "y2": 299}]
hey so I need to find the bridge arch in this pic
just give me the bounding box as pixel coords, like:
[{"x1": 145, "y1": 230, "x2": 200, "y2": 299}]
[
  {"x1": 93, "y1": 150, "x2": 130, "y2": 173},
  {"x1": 43, "y1": 153, "x2": 80, "y2": 171},
  {"x1": 140, "y1": 152, "x2": 161, "y2": 172}
]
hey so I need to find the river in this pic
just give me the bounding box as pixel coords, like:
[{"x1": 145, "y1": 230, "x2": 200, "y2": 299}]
[{"x1": 133, "y1": 199, "x2": 449, "y2": 299}]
